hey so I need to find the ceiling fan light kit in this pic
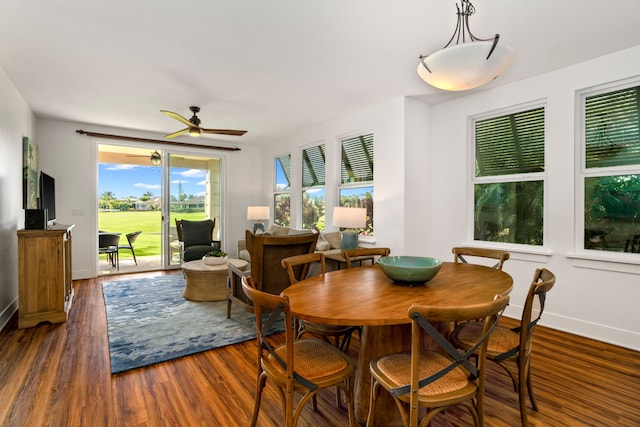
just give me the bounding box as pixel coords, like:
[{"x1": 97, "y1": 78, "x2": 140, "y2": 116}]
[
  {"x1": 417, "y1": 0, "x2": 514, "y2": 91},
  {"x1": 161, "y1": 106, "x2": 247, "y2": 139}
]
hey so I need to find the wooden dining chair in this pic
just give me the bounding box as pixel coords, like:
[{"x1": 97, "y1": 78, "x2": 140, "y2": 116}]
[
  {"x1": 281, "y1": 253, "x2": 359, "y2": 352},
  {"x1": 453, "y1": 246, "x2": 510, "y2": 270},
  {"x1": 450, "y1": 268, "x2": 555, "y2": 427},
  {"x1": 367, "y1": 294, "x2": 509, "y2": 427},
  {"x1": 240, "y1": 275, "x2": 356, "y2": 427},
  {"x1": 341, "y1": 247, "x2": 390, "y2": 268}
]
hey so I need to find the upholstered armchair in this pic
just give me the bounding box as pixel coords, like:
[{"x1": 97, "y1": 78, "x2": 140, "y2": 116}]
[
  {"x1": 227, "y1": 230, "x2": 319, "y2": 318},
  {"x1": 175, "y1": 219, "x2": 221, "y2": 262}
]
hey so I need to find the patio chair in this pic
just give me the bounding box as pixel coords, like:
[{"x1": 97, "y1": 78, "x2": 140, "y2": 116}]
[
  {"x1": 118, "y1": 230, "x2": 142, "y2": 265},
  {"x1": 98, "y1": 232, "x2": 121, "y2": 270}
]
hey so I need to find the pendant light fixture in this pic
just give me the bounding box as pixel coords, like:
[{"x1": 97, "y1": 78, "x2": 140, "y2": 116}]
[
  {"x1": 150, "y1": 150, "x2": 162, "y2": 166},
  {"x1": 417, "y1": 0, "x2": 514, "y2": 91}
]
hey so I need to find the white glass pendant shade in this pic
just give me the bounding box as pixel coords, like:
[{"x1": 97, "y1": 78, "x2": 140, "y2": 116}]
[{"x1": 417, "y1": 41, "x2": 515, "y2": 91}]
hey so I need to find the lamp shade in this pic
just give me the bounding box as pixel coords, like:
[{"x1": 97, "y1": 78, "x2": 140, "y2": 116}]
[
  {"x1": 247, "y1": 206, "x2": 270, "y2": 220},
  {"x1": 417, "y1": 41, "x2": 515, "y2": 91},
  {"x1": 332, "y1": 207, "x2": 366, "y2": 229}
]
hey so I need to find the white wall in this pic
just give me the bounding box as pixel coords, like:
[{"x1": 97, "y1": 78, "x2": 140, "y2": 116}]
[
  {"x1": 0, "y1": 67, "x2": 35, "y2": 330},
  {"x1": 261, "y1": 45, "x2": 640, "y2": 351},
  {"x1": 262, "y1": 97, "x2": 410, "y2": 252},
  {"x1": 429, "y1": 45, "x2": 640, "y2": 350},
  {"x1": 35, "y1": 119, "x2": 263, "y2": 279}
]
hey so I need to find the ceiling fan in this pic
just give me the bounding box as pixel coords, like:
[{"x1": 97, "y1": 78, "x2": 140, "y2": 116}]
[{"x1": 161, "y1": 106, "x2": 247, "y2": 139}]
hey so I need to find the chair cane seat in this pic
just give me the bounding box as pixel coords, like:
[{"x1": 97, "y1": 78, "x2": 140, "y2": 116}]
[
  {"x1": 372, "y1": 352, "x2": 472, "y2": 397},
  {"x1": 452, "y1": 321, "x2": 531, "y2": 357},
  {"x1": 266, "y1": 338, "x2": 353, "y2": 383}
]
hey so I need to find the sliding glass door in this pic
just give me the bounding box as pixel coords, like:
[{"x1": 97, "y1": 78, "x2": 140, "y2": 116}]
[
  {"x1": 166, "y1": 153, "x2": 222, "y2": 267},
  {"x1": 98, "y1": 144, "x2": 223, "y2": 273}
]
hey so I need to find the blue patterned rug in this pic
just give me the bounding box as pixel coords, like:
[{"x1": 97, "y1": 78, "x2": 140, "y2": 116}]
[{"x1": 103, "y1": 273, "x2": 282, "y2": 374}]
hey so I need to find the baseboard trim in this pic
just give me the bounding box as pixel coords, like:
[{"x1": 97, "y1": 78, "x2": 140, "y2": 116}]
[
  {"x1": 0, "y1": 298, "x2": 18, "y2": 333},
  {"x1": 504, "y1": 304, "x2": 639, "y2": 352}
]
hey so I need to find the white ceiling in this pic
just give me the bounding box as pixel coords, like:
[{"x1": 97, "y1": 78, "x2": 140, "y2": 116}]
[{"x1": 1, "y1": 1, "x2": 639, "y2": 146}]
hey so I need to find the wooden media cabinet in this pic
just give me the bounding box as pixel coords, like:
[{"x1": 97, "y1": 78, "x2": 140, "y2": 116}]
[{"x1": 17, "y1": 224, "x2": 74, "y2": 328}]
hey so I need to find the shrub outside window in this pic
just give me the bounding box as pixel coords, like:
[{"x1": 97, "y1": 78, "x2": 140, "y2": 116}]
[
  {"x1": 473, "y1": 106, "x2": 545, "y2": 245},
  {"x1": 273, "y1": 154, "x2": 291, "y2": 226},
  {"x1": 581, "y1": 83, "x2": 640, "y2": 253}
]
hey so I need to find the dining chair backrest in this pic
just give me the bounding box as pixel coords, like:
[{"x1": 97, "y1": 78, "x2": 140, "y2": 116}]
[
  {"x1": 367, "y1": 294, "x2": 509, "y2": 426},
  {"x1": 452, "y1": 246, "x2": 510, "y2": 270},
  {"x1": 341, "y1": 247, "x2": 390, "y2": 268},
  {"x1": 280, "y1": 252, "x2": 326, "y2": 284},
  {"x1": 515, "y1": 268, "x2": 556, "y2": 359},
  {"x1": 449, "y1": 267, "x2": 555, "y2": 426},
  {"x1": 240, "y1": 274, "x2": 356, "y2": 427}
]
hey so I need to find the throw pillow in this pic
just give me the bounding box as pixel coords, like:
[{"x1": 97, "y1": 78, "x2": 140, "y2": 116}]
[
  {"x1": 288, "y1": 228, "x2": 312, "y2": 236},
  {"x1": 324, "y1": 231, "x2": 342, "y2": 249},
  {"x1": 267, "y1": 224, "x2": 290, "y2": 236},
  {"x1": 315, "y1": 232, "x2": 330, "y2": 251}
]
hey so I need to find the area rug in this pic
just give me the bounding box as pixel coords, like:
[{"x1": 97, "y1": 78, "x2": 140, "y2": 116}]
[{"x1": 103, "y1": 273, "x2": 283, "y2": 374}]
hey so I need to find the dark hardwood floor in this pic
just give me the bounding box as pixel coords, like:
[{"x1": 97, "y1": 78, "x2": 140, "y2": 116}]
[{"x1": 1, "y1": 271, "x2": 639, "y2": 426}]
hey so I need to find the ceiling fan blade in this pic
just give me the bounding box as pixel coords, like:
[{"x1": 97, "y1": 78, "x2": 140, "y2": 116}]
[
  {"x1": 201, "y1": 128, "x2": 248, "y2": 136},
  {"x1": 165, "y1": 127, "x2": 189, "y2": 139},
  {"x1": 161, "y1": 110, "x2": 194, "y2": 128}
]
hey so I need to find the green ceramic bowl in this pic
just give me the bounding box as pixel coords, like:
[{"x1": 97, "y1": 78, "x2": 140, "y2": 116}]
[{"x1": 377, "y1": 256, "x2": 442, "y2": 285}]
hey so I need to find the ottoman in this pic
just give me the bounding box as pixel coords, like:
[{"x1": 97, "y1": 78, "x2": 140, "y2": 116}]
[{"x1": 182, "y1": 258, "x2": 248, "y2": 301}]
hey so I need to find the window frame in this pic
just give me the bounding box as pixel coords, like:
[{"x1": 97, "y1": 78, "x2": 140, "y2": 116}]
[
  {"x1": 273, "y1": 153, "x2": 291, "y2": 226},
  {"x1": 338, "y1": 131, "x2": 375, "y2": 238},
  {"x1": 468, "y1": 101, "x2": 548, "y2": 250},
  {"x1": 575, "y1": 77, "x2": 640, "y2": 262},
  {"x1": 300, "y1": 141, "x2": 326, "y2": 231}
]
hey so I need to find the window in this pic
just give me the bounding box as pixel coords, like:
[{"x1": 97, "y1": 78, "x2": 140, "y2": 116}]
[
  {"x1": 580, "y1": 83, "x2": 640, "y2": 253},
  {"x1": 274, "y1": 153, "x2": 291, "y2": 226},
  {"x1": 473, "y1": 106, "x2": 545, "y2": 245},
  {"x1": 301, "y1": 144, "x2": 326, "y2": 230},
  {"x1": 339, "y1": 133, "x2": 374, "y2": 235}
]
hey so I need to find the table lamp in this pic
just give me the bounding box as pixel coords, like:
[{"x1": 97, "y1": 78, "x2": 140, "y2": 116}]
[
  {"x1": 332, "y1": 206, "x2": 366, "y2": 250},
  {"x1": 247, "y1": 206, "x2": 270, "y2": 234}
]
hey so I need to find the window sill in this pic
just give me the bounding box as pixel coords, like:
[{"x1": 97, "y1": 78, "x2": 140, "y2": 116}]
[
  {"x1": 358, "y1": 235, "x2": 376, "y2": 245},
  {"x1": 460, "y1": 242, "x2": 553, "y2": 263},
  {"x1": 566, "y1": 251, "x2": 640, "y2": 274}
]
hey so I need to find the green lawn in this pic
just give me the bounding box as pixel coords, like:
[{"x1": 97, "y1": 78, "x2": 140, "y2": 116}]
[{"x1": 99, "y1": 210, "x2": 205, "y2": 257}]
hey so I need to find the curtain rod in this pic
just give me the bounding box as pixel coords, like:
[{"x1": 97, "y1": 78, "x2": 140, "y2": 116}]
[{"x1": 75, "y1": 129, "x2": 241, "y2": 152}]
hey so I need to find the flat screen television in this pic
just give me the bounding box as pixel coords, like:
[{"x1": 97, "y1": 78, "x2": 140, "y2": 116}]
[{"x1": 39, "y1": 171, "x2": 56, "y2": 226}]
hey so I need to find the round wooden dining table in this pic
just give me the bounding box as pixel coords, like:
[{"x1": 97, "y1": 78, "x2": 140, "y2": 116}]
[{"x1": 281, "y1": 261, "x2": 513, "y2": 426}]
